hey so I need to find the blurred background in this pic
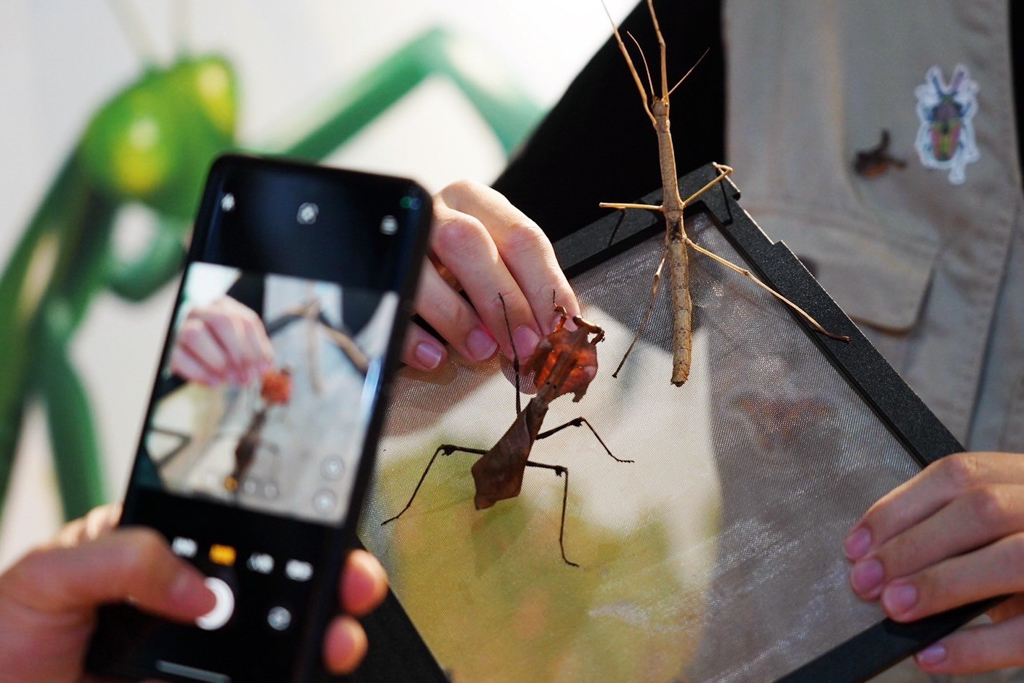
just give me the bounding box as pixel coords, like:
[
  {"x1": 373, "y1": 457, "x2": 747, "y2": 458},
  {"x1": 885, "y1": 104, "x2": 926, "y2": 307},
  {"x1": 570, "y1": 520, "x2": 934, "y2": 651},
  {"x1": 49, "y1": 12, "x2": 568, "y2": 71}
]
[{"x1": 0, "y1": 0, "x2": 637, "y2": 568}]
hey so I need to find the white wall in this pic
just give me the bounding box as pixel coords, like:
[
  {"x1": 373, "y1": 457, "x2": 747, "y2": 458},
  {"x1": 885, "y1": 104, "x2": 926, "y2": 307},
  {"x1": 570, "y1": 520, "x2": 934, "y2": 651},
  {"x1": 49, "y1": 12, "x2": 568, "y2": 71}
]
[{"x1": 0, "y1": 0, "x2": 637, "y2": 569}]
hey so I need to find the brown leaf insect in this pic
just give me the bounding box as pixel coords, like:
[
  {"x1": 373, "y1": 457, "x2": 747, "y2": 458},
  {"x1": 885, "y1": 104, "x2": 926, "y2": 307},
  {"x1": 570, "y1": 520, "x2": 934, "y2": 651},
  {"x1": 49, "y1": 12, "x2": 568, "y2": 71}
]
[
  {"x1": 382, "y1": 294, "x2": 630, "y2": 567},
  {"x1": 600, "y1": 0, "x2": 849, "y2": 385}
]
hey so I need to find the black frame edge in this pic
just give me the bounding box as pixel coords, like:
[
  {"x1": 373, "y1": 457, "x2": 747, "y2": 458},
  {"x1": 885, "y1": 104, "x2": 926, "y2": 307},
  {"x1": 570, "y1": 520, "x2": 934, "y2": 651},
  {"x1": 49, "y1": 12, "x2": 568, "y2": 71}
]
[{"x1": 552, "y1": 163, "x2": 989, "y2": 683}]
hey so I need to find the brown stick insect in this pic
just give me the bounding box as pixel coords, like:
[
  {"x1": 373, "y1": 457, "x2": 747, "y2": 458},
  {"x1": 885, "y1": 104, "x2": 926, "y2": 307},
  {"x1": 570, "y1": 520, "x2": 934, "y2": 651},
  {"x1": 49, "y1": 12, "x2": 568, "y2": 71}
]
[
  {"x1": 382, "y1": 295, "x2": 630, "y2": 567},
  {"x1": 600, "y1": 0, "x2": 848, "y2": 385}
]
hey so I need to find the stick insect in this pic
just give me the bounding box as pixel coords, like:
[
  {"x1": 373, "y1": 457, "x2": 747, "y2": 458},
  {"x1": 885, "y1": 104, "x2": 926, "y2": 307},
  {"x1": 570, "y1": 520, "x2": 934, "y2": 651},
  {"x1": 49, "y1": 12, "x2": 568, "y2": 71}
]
[
  {"x1": 600, "y1": 0, "x2": 848, "y2": 386},
  {"x1": 382, "y1": 296, "x2": 630, "y2": 567}
]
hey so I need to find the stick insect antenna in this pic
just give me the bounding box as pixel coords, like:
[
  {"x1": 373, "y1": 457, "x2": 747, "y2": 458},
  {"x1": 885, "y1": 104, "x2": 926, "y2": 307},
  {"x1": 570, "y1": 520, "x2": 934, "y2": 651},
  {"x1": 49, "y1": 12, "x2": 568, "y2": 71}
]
[
  {"x1": 498, "y1": 293, "x2": 521, "y2": 415},
  {"x1": 105, "y1": 0, "x2": 160, "y2": 67},
  {"x1": 602, "y1": 1, "x2": 656, "y2": 125},
  {"x1": 668, "y1": 47, "x2": 710, "y2": 97},
  {"x1": 626, "y1": 31, "x2": 656, "y2": 99}
]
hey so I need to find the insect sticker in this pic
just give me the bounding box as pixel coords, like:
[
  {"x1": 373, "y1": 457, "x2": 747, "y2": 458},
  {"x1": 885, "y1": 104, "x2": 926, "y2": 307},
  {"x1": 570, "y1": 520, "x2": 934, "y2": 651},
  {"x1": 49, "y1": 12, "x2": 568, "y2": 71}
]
[{"x1": 914, "y1": 64, "x2": 980, "y2": 185}]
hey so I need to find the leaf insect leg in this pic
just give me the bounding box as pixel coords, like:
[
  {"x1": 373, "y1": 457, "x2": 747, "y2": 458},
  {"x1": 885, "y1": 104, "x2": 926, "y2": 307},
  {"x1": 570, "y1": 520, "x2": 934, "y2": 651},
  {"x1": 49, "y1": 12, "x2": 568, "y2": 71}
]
[
  {"x1": 498, "y1": 292, "x2": 521, "y2": 415},
  {"x1": 525, "y1": 460, "x2": 578, "y2": 567},
  {"x1": 537, "y1": 417, "x2": 633, "y2": 463},
  {"x1": 381, "y1": 444, "x2": 488, "y2": 525}
]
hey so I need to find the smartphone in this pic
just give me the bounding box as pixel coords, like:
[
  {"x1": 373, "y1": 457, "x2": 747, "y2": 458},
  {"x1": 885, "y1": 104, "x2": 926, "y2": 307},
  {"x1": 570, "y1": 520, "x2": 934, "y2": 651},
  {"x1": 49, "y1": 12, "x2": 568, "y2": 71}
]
[{"x1": 86, "y1": 154, "x2": 431, "y2": 682}]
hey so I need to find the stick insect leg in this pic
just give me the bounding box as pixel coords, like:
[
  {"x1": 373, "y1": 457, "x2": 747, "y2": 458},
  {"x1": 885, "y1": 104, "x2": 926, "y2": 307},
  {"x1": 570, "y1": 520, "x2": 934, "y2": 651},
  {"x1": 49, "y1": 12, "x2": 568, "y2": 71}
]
[
  {"x1": 525, "y1": 461, "x2": 578, "y2": 567},
  {"x1": 537, "y1": 417, "x2": 633, "y2": 463},
  {"x1": 613, "y1": 247, "x2": 667, "y2": 378},
  {"x1": 683, "y1": 237, "x2": 850, "y2": 342},
  {"x1": 680, "y1": 164, "x2": 734, "y2": 209},
  {"x1": 381, "y1": 444, "x2": 488, "y2": 525},
  {"x1": 647, "y1": 0, "x2": 669, "y2": 99}
]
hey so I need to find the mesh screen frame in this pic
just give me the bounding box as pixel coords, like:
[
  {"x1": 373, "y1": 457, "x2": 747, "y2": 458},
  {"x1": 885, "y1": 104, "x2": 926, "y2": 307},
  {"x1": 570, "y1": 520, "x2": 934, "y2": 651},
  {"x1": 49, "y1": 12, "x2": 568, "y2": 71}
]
[{"x1": 351, "y1": 163, "x2": 993, "y2": 683}]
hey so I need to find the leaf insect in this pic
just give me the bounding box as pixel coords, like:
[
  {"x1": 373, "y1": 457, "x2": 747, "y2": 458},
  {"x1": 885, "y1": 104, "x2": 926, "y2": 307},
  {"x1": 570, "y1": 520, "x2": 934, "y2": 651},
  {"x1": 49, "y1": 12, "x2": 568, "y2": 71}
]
[
  {"x1": 382, "y1": 295, "x2": 630, "y2": 567},
  {"x1": 600, "y1": 0, "x2": 849, "y2": 386}
]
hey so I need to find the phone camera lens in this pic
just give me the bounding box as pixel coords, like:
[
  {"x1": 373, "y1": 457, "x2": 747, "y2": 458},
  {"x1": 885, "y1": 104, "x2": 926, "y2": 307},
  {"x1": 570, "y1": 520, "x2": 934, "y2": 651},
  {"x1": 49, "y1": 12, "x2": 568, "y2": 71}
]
[
  {"x1": 380, "y1": 215, "x2": 398, "y2": 235},
  {"x1": 297, "y1": 202, "x2": 319, "y2": 225}
]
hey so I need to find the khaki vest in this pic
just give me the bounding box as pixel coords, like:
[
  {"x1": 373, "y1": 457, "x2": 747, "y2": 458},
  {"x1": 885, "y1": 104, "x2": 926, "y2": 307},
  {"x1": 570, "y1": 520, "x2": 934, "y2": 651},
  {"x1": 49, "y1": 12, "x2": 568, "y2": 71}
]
[{"x1": 726, "y1": 0, "x2": 1024, "y2": 455}]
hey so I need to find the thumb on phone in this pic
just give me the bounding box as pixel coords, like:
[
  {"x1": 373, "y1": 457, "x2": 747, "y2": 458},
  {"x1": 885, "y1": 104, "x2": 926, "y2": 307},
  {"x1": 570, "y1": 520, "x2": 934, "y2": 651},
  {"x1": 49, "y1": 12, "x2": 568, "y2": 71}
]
[{"x1": 3, "y1": 527, "x2": 215, "y2": 621}]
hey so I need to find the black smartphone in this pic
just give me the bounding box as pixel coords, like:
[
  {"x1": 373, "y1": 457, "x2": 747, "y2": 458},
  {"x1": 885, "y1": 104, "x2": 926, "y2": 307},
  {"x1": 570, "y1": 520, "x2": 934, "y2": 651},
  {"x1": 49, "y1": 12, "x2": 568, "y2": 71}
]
[{"x1": 86, "y1": 154, "x2": 431, "y2": 682}]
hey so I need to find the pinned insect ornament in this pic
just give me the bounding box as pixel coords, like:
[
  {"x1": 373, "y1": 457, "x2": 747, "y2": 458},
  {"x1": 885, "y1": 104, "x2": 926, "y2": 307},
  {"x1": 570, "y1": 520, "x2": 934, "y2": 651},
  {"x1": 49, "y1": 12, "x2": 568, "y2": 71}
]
[
  {"x1": 914, "y1": 64, "x2": 980, "y2": 185},
  {"x1": 382, "y1": 295, "x2": 630, "y2": 567},
  {"x1": 600, "y1": 0, "x2": 848, "y2": 385}
]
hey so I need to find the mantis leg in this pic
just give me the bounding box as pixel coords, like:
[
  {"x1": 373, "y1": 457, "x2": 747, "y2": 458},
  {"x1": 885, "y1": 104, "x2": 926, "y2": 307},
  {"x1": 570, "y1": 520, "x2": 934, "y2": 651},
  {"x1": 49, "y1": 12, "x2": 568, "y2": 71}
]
[
  {"x1": 106, "y1": 219, "x2": 187, "y2": 301},
  {"x1": 0, "y1": 400, "x2": 27, "y2": 526},
  {"x1": 36, "y1": 332, "x2": 106, "y2": 520},
  {"x1": 266, "y1": 28, "x2": 542, "y2": 160},
  {"x1": 381, "y1": 444, "x2": 487, "y2": 526},
  {"x1": 524, "y1": 461, "x2": 577, "y2": 567},
  {"x1": 536, "y1": 417, "x2": 633, "y2": 463}
]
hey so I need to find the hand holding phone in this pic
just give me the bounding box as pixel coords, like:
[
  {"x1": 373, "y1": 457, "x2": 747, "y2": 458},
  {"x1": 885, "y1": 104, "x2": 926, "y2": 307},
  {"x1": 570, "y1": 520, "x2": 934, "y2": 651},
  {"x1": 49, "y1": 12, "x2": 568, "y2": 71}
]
[
  {"x1": 0, "y1": 503, "x2": 388, "y2": 682},
  {"x1": 85, "y1": 155, "x2": 430, "y2": 682}
]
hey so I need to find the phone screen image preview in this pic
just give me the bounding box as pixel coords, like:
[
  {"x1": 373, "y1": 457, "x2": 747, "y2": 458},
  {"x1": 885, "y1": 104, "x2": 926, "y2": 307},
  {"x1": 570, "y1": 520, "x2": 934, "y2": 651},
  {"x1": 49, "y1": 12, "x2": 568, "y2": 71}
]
[{"x1": 139, "y1": 262, "x2": 397, "y2": 526}]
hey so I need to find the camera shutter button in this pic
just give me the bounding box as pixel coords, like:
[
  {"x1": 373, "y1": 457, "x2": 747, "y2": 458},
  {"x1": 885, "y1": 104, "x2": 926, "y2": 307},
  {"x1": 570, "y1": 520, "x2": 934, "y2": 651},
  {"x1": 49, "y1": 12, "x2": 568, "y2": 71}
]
[{"x1": 196, "y1": 577, "x2": 234, "y2": 630}]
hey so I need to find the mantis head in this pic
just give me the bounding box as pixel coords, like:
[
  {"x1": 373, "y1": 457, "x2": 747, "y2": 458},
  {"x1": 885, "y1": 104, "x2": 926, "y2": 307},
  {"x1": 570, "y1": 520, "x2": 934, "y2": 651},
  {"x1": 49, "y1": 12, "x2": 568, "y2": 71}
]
[
  {"x1": 528, "y1": 306, "x2": 603, "y2": 403},
  {"x1": 80, "y1": 55, "x2": 238, "y2": 223}
]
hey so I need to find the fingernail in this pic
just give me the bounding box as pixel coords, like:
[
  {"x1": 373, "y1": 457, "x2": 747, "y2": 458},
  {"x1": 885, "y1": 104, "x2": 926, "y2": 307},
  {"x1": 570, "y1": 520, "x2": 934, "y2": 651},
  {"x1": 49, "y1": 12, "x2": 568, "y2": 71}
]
[
  {"x1": 466, "y1": 328, "x2": 497, "y2": 361},
  {"x1": 513, "y1": 325, "x2": 541, "y2": 359},
  {"x1": 883, "y1": 582, "x2": 918, "y2": 616},
  {"x1": 844, "y1": 526, "x2": 872, "y2": 560},
  {"x1": 850, "y1": 557, "x2": 884, "y2": 594},
  {"x1": 169, "y1": 568, "x2": 216, "y2": 614},
  {"x1": 916, "y1": 642, "x2": 947, "y2": 666},
  {"x1": 414, "y1": 341, "x2": 445, "y2": 370}
]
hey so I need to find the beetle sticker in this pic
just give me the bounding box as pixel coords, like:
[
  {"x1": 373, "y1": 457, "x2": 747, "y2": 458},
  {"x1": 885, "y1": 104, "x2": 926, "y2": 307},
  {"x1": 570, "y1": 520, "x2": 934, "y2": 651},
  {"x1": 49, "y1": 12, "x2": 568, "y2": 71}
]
[{"x1": 914, "y1": 64, "x2": 980, "y2": 185}]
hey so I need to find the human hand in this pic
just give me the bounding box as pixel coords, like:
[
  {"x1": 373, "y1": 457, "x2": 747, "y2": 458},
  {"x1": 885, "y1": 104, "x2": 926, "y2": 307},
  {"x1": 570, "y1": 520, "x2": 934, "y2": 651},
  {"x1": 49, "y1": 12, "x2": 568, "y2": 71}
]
[
  {"x1": 0, "y1": 505, "x2": 389, "y2": 682},
  {"x1": 844, "y1": 451, "x2": 1024, "y2": 675},
  {"x1": 401, "y1": 180, "x2": 579, "y2": 371},
  {"x1": 170, "y1": 296, "x2": 274, "y2": 386}
]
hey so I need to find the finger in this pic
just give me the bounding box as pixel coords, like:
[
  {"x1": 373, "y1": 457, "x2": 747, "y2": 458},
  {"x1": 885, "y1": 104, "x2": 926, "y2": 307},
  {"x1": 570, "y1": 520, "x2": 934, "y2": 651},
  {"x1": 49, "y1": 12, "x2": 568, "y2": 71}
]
[
  {"x1": 440, "y1": 180, "x2": 579, "y2": 332},
  {"x1": 401, "y1": 321, "x2": 447, "y2": 371},
  {"x1": 323, "y1": 615, "x2": 368, "y2": 675},
  {"x1": 853, "y1": 484, "x2": 1024, "y2": 596},
  {"x1": 340, "y1": 550, "x2": 388, "y2": 617},
  {"x1": 194, "y1": 306, "x2": 253, "y2": 381},
  {"x1": 988, "y1": 593, "x2": 1024, "y2": 624},
  {"x1": 176, "y1": 318, "x2": 231, "y2": 381},
  {"x1": 245, "y1": 315, "x2": 275, "y2": 373},
  {"x1": 53, "y1": 504, "x2": 122, "y2": 548},
  {"x1": 232, "y1": 316, "x2": 269, "y2": 382},
  {"x1": 170, "y1": 345, "x2": 224, "y2": 386},
  {"x1": 877, "y1": 532, "x2": 1024, "y2": 623},
  {"x1": 429, "y1": 199, "x2": 539, "y2": 359},
  {"x1": 5, "y1": 528, "x2": 214, "y2": 621},
  {"x1": 915, "y1": 613, "x2": 1024, "y2": 674},
  {"x1": 846, "y1": 452, "x2": 1024, "y2": 560},
  {"x1": 414, "y1": 260, "x2": 497, "y2": 363}
]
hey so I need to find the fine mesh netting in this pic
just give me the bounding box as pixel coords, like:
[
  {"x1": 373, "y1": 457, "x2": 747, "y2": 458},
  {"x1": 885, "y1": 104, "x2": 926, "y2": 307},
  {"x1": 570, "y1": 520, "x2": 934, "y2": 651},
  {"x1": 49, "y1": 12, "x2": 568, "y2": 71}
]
[{"x1": 359, "y1": 209, "x2": 922, "y2": 683}]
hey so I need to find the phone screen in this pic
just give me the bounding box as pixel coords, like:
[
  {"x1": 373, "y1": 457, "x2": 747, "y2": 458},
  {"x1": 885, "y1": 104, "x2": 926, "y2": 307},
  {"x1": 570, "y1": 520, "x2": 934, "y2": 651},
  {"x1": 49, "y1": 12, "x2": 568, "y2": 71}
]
[{"x1": 88, "y1": 156, "x2": 430, "y2": 683}]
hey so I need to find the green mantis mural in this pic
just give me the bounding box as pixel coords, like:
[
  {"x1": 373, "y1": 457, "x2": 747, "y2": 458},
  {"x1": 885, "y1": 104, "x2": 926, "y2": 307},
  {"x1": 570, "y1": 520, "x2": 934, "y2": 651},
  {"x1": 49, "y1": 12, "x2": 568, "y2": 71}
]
[{"x1": 0, "y1": 9, "x2": 543, "y2": 523}]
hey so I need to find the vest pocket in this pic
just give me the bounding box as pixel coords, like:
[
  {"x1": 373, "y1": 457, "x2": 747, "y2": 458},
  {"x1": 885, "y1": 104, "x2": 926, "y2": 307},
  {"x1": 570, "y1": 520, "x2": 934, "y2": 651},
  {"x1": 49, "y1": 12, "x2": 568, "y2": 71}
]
[{"x1": 740, "y1": 207, "x2": 940, "y2": 371}]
